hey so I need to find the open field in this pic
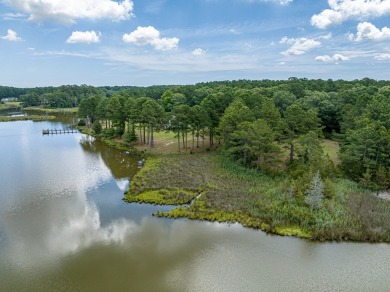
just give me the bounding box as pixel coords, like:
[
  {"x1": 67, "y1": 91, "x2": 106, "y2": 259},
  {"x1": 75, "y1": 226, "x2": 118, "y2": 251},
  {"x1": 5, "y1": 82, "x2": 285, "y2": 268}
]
[
  {"x1": 323, "y1": 139, "x2": 341, "y2": 165},
  {"x1": 134, "y1": 130, "x2": 217, "y2": 154}
]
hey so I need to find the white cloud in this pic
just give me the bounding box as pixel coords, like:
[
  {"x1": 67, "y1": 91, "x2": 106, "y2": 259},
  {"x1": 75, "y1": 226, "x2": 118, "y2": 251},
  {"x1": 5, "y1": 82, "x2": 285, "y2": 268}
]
[
  {"x1": 375, "y1": 53, "x2": 390, "y2": 60},
  {"x1": 2, "y1": 0, "x2": 134, "y2": 24},
  {"x1": 1, "y1": 29, "x2": 21, "y2": 41},
  {"x1": 123, "y1": 26, "x2": 179, "y2": 51},
  {"x1": 67, "y1": 31, "x2": 101, "y2": 44},
  {"x1": 355, "y1": 22, "x2": 390, "y2": 41},
  {"x1": 315, "y1": 53, "x2": 350, "y2": 62},
  {"x1": 320, "y1": 33, "x2": 332, "y2": 40},
  {"x1": 2, "y1": 12, "x2": 25, "y2": 21},
  {"x1": 315, "y1": 55, "x2": 332, "y2": 62},
  {"x1": 280, "y1": 36, "x2": 321, "y2": 56},
  {"x1": 346, "y1": 32, "x2": 355, "y2": 41},
  {"x1": 312, "y1": 0, "x2": 390, "y2": 29},
  {"x1": 192, "y1": 48, "x2": 206, "y2": 56}
]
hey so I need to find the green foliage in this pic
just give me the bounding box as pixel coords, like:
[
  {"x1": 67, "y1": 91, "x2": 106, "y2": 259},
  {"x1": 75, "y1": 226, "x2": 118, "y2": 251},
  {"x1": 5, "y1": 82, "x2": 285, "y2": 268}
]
[
  {"x1": 92, "y1": 120, "x2": 102, "y2": 134},
  {"x1": 5, "y1": 77, "x2": 390, "y2": 196},
  {"x1": 122, "y1": 130, "x2": 137, "y2": 144}
]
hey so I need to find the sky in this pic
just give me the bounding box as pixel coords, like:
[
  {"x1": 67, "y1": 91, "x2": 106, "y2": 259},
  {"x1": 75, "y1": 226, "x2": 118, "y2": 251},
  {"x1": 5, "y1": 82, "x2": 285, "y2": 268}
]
[{"x1": 1, "y1": 0, "x2": 390, "y2": 87}]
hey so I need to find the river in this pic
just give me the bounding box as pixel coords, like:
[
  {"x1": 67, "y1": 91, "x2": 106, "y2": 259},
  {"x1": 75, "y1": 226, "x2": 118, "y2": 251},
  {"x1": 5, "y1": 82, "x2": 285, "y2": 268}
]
[{"x1": 0, "y1": 116, "x2": 390, "y2": 291}]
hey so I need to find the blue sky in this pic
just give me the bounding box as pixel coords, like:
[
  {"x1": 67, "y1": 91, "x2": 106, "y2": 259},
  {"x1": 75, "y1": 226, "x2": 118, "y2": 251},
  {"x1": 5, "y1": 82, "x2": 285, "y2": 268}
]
[{"x1": 1, "y1": 0, "x2": 390, "y2": 87}]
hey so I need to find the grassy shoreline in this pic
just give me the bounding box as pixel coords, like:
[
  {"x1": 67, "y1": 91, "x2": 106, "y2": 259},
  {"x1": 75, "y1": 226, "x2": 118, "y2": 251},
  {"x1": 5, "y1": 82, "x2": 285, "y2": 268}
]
[
  {"x1": 124, "y1": 151, "x2": 390, "y2": 242},
  {"x1": 23, "y1": 106, "x2": 79, "y2": 113},
  {"x1": 79, "y1": 125, "x2": 390, "y2": 242},
  {"x1": 0, "y1": 115, "x2": 56, "y2": 122}
]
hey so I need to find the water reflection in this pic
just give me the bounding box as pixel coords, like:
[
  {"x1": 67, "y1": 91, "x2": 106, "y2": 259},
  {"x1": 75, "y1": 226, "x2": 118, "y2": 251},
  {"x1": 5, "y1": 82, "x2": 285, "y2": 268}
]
[{"x1": 79, "y1": 135, "x2": 139, "y2": 179}]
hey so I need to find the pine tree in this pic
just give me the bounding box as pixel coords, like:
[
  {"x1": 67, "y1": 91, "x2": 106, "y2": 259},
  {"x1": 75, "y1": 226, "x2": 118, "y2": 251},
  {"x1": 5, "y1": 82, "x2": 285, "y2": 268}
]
[{"x1": 305, "y1": 170, "x2": 324, "y2": 211}]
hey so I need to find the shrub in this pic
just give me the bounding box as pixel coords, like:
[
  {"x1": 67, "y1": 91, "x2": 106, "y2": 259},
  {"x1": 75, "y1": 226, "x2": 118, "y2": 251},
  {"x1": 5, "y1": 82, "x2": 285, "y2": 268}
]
[{"x1": 92, "y1": 120, "x2": 102, "y2": 134}]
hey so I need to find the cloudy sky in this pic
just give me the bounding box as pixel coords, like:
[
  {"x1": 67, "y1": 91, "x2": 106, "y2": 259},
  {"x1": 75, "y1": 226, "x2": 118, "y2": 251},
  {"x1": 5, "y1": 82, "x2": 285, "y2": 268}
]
[{"x1": 1, "y1": 0, "x2": 390, "y2": 87}]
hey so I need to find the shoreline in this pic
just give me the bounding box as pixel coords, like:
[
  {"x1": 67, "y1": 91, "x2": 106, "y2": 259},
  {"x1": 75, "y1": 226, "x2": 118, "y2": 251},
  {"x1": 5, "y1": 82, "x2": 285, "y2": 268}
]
[
  {"x1": 0, "y1": 115, "x2": 56, "y2": 122},
  {"x1": 123, "y1": 152, "x2": 390, "y2": 242},
  {"x1": 78, "y1": 126, "x2": 390, "y2": 243}
]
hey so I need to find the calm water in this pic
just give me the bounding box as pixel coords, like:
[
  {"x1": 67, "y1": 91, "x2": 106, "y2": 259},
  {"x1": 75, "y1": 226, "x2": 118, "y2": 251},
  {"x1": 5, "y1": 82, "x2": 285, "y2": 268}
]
[{"x1": 1, "y1": 118, "x2": 390, "y2": 292}]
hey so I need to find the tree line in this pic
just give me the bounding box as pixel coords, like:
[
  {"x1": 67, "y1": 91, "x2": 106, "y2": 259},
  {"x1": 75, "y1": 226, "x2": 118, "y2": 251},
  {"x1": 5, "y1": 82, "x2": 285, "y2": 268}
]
[
  {"x1": 75, "y1": 78, "x2": 390, "y2": 191},
  {"x1": 2, "y1": 78, "x2": 388, "y2": 190}
]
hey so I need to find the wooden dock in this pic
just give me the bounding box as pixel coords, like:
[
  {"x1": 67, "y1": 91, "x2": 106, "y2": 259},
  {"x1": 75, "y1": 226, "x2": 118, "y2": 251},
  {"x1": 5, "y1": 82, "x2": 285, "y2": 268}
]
[{"x1": 42, "y1": 129, "x2": 79, "y2": 135}]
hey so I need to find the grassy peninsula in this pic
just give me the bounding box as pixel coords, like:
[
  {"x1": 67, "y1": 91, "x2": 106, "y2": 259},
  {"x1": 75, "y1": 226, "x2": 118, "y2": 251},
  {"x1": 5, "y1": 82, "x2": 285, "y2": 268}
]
[
  {"x1": 23, "y1": 106, "x2": 78, "y2": 114},
  {"x1": 0, "y1": 114, "x2": 56, "y2": 122},
  {"x1": 54, "y1": 78, "x2": 390, "y2": 242},
  {"x1": 125, "y1": 151, "x2": 390, "y2": 242}
]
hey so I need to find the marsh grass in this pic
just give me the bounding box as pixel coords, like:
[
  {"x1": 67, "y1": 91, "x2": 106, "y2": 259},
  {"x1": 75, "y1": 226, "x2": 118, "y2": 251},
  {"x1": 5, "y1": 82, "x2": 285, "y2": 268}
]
[
  {"x1": 125, "y1": 151, "x2": 390, "y2": 241},
  {"x1": 24, "y1": 106, "x2": 79, "y2": 113},
  {"x1": 0, "y1": 115, "x2": 56, "y2": 122}
]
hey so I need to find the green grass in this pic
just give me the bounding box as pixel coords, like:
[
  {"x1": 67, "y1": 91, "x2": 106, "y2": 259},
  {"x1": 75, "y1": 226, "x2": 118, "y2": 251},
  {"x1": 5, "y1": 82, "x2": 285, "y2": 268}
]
[
  {"x1": 135, "y1": 130, "x2": 215, "y2": 154},
  {"x1": 0, "y1": 115, "x2": 56, "y2": 122},
  {"x1": 322, "y1": 139, "x2": 341, "y2": 165},
  {"x1": 24, "y1": 106, "x2": 79, "y2": 113},
  {"x1": 125, "y1": 189, "x2": 198, "y2": 205},
  {"x1": 0, "y1": 101, "x2": 21, "y2": 110}
]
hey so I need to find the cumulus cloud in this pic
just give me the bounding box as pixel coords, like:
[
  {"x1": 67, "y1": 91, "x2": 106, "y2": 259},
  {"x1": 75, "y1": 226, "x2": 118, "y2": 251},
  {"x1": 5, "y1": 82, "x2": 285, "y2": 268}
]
[
  {"x1": 311, "y1": 0, "x2": 390, "y2": 29},
  {"x1": 192, "y1": 48, "x2": 206, "y2": 56},
  {"x1": 375, "y1": 53, "x2": 390, "y2": 60},
  {"x1": 2, "y1": 0, "x2": 134, "y2": 24},
  {"x1": 1, "y1": 29, "x2": 21, "y2": 41},
  {"x1": 315, "y1": 53, "x2": 350, "y2": 62},
  {"x1": 67, "y1": 30, "x2": 101, "y2": 44},
  {"x1": 355, "y1": 22, "x2": 390, "y2": 41},
  {"x1": 123, "y1": 26, "x2": 179, "y2": 51},
  {"x1": 279, "y1": 36, "x2": 321, "y2": 56}
]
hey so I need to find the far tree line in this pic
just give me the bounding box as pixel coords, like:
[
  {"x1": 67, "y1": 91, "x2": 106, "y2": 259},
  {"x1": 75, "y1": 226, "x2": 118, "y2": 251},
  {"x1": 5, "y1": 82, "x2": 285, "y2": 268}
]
[{"x1": 2, "y1": 78, "x2": 389, "y2": 190}]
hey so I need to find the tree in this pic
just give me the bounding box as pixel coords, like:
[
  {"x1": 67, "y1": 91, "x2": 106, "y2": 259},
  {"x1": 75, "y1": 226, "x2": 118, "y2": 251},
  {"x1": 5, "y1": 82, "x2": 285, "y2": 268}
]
[
  {"x1": 78, "y1": 95, "x2": 99, "y2": 126},
  {"x1": 171, "y1": 104, "x2": 191, "y2": 152},
  {"x1": 219, "y1": 99, "x2": 255, "y2": 145},
  {"x1": 272, "y1": 90, "x2": 296, "y2": 114},
  {"x1": 123, "y1": 97, "x2": 138, "y2": 143},
  {"x1": 228, "y1": 119, "x2": 278, "y2": 168},
  {"x1": 141, "y1": 99, "x2": 165, "y2": 148},
  {"x1": 284, "y1": 104, "x2": 321, "y2": 164},
  {"x1": 305, "y1": 170, "x2": 324, "y2": 211},
  {"x1": 106, "y1": 95, "x2": 126, "y2": 136}
]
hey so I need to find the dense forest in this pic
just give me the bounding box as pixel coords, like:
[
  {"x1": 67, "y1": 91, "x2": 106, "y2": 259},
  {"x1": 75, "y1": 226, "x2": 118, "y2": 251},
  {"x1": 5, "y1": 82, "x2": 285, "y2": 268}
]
[
  {"x1": 76, "y1": 78, "x2": 390, "y2": 193},
  {"x1": 2, "y1": 78, "x2": 390, "y2": 192}
]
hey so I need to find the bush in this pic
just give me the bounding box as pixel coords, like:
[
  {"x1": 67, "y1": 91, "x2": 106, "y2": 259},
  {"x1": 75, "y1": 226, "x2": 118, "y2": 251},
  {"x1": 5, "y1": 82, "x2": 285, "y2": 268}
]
[
  {"x1": 78, "y1": 119, "x2": 86, "y2": 127},
  {"x1": 92, "y1": 120, "x2": 102, "y2": 134},
  {"x1": 122, "y1": 130, "x2": 137, "y2": 144},
  {"x1": 102, "y1": 128, "x2": 116, "y2": 138}
]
